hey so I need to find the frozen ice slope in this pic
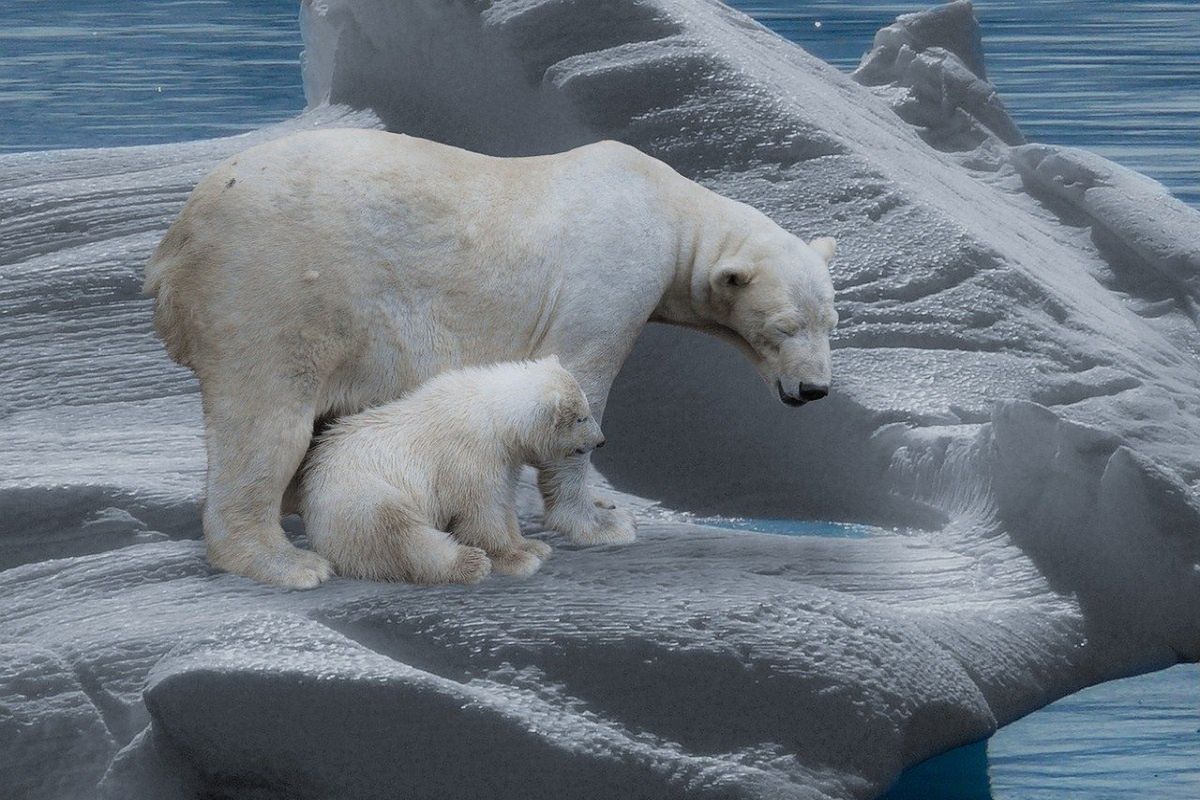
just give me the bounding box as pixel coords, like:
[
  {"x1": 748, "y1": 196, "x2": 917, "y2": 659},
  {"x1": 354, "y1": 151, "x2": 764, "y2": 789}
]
[{"x1": 1, "y1": 1, "x2": 1197, "y2": 798}]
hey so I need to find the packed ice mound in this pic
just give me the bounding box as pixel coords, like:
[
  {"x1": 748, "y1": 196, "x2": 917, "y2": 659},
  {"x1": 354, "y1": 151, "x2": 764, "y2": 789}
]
[
  {"x1": 3, "y1": 1, "x2": 1199, "y2": 799},
  {"x1": 852, "y1": 0, "x2": 1023, "y2": 151},
  {"x1": 6, "y1": 508, "x2": 1079, "y2": 800},
  {"x1": 1011, "y1": 144, "x2": 1200, "y2": 305}
]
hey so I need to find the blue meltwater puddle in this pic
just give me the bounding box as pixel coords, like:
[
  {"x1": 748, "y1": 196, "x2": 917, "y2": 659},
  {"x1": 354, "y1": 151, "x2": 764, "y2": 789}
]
[{"x1": 691, "y1": 516, "x2": 880, "y2": 539}]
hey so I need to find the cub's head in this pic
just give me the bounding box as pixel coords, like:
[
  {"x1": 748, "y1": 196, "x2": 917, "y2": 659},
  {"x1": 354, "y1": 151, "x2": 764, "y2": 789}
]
[
  {"x1": 706, "y1": 228, "x2": 837, "y2": 406},
  {"x1": 528, "y1": 356, "x2": 606, "y2": 461}
]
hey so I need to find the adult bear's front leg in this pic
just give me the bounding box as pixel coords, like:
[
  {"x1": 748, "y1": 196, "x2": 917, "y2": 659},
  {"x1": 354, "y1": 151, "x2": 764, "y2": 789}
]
[{"x1": 538, "y1": 453, "x2": 636, "y2": 545}]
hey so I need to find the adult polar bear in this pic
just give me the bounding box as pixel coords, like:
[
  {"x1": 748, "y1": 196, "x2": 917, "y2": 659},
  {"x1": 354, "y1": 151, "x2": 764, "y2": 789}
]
[{"x1": 146, "y1": 129, "x2": 838, "y2": 588}]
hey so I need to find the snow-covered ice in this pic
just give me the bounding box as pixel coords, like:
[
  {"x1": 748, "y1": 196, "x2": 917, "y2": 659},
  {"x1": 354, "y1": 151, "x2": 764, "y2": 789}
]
[{"x1": 2, "y1": 1, "x2": 1197, "y2": 798}]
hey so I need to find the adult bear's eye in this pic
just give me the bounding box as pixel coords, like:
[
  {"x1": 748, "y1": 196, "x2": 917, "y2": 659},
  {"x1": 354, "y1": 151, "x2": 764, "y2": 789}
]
[{"x1": 576, "y1": 416, "x2": 586, "y2": 424}]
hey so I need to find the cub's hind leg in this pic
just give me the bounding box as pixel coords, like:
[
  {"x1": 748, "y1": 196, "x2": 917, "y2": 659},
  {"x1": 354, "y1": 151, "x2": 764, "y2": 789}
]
[
  {"x1": 452, "y1": 501, "x2": 549, "y2": 578},
  {"x1": 314, "y1": 503, "x2": 491, "y2": 585}
]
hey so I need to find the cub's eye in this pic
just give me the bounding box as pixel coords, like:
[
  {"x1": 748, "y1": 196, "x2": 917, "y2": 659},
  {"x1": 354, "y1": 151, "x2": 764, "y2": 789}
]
[
  {"x1": 576, "y1": 416, "x2": 587, "y2": 424},
  {"x1": 771, "y1": 323, "x2": 800, "y2": 339}
]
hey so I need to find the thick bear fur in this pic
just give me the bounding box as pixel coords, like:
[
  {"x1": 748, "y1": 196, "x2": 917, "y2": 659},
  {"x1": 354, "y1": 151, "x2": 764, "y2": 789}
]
[
  {"x1": 299, "y1": 357, "x2": 603, "y2": 584},
  {"x1": 145, "y1": 129, "x2": 837, "y2": 588}
]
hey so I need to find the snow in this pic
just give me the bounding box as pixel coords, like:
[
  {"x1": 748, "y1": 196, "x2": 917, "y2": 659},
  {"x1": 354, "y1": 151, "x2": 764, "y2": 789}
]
[
  {"x1": 0, "y1": 644, "x2": 116, "y2": 799},
  {"x1": 2, "y1": 1, "x2": 1198, "y2": 798},
  {"x1": 1011, "y1": 143, "x2": 1200, "y2": 306},
  {"x1": 6, "y1": 514, "x2": 1079, "y2": 800}
]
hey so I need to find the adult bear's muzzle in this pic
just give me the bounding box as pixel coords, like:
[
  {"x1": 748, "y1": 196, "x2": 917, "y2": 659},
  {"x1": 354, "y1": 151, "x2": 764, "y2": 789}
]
[{"x1": 776, "y1": 379, "x2": 829, "y2": 406}]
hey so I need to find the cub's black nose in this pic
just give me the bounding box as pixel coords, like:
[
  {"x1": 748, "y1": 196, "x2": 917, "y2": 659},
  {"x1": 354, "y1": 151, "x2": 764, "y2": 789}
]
[
  {"x1": 799, "y1": 383, "x2": 829, "y2": 402},
  {"x1": 595, "y1": 439, "x2": 607, "y2": 449}
]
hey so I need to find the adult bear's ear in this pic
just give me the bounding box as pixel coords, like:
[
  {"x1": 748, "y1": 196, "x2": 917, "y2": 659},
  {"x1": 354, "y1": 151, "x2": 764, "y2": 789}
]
[
  {"x1": 711, "y1": 263, "x2": 754, "y2": 292},
  {"x1": 809, "y1": 236, "x2": 837, "y2": 263}
]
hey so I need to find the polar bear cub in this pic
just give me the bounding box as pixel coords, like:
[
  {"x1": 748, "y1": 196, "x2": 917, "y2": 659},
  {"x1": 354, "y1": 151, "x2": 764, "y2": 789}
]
[{"x1": 299, "y1": 357, "x2": 606, "y2": 584}]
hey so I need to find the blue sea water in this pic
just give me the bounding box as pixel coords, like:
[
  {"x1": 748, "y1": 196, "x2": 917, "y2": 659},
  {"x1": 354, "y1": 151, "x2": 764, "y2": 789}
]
[
  {"x1": 882, "y1": 662, "x2": 1200, "y2": 799},
  {"x1": 0, "y1": 0, "x2": 303, "y2": 150},
  {"x1": 1, "y1": 1, "x2": 1196, "y2": 207},
  {"x1": 2, "y1": 0, "x2": 1196, "y2": 796}
]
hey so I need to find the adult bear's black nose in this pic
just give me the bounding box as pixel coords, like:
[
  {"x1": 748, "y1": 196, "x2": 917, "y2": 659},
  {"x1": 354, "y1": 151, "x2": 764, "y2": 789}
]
[
  {"x1": 595, "y1": 438, "x2": 607, "y2": 449},
  {"x1": 776, "y1": 380, "x2": 804, "y2": 406},
  {"x1": 799, "y1": 383, "x2": 829, "y2": 402}
]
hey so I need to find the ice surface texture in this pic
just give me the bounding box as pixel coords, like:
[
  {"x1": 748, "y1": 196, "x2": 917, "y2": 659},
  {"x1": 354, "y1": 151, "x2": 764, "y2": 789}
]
[{"x1": 1, "y1": 1, "x2": 1198, "y2": 798}]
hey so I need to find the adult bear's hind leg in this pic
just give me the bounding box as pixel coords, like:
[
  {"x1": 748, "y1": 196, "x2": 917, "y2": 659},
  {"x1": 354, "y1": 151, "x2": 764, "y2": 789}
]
[{"x1": 201, "y1": 385, "x2": 333, "y2": 588}]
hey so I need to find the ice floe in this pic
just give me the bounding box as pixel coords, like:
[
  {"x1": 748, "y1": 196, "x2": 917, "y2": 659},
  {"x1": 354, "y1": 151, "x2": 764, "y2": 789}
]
[{"x1": 2, "y1": 2, "x2": 1197, "y2": 798}]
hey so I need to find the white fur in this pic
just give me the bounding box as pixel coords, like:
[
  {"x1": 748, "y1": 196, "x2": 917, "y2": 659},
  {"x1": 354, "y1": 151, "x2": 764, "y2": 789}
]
[
  {"x1": 299, "y1": 358, "x2": 601, "y2": 583},
  {"x1": 145, "y1": 129, "x2": 836, "y2": 587}
]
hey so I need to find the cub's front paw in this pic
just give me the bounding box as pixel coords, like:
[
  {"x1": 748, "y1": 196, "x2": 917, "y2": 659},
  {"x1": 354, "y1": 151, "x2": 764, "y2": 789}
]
[
  {"x1": 449, "y1": 546, "x2": 493, "y2": 585},
  {"x1": 490, "y1": 548, "x2": 545, "y2": 578},
  {"x1": 517, "y1": 537, "x2": 553, "y2": 560}
]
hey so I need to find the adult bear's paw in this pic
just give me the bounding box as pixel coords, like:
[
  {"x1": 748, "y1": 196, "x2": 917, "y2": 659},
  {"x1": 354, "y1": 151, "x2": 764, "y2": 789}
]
[
  {"x1": 208, "y1": 538, "x2": 334, "y2": 589},
  {"x1": 547, "y1": 501, "x2": 636, "y2": 546},
  {"x1": 587, "y1": 506, "x2": 637, "y2": 545}
]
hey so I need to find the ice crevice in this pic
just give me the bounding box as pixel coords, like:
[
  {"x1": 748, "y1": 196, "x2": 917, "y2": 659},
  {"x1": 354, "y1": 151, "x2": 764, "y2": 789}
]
[{"x1": 2, "y1": 1, "x2": 1199, "y2": 799}]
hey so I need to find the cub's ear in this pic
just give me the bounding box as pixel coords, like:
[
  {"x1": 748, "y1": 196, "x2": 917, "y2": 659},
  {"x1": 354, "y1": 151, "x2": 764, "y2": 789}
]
[
  {"x1": 711, "y1": 263, "x2": 755, "y2": 292},
  {"x1": 542, "y1": 389, "x2": 566, "y2": 421},
  {"x1": 809, "y1": 236, "x2": 837, "y2": 264}
]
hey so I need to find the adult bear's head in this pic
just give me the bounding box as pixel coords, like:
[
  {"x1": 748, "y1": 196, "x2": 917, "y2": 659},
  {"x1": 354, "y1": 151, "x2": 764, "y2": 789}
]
[{"x1": 706, "y1": 230, "x2": 838, "y2": 406}]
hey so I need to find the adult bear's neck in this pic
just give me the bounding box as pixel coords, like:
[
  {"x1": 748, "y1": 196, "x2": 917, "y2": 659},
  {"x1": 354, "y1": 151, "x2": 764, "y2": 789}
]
[{"x1": 650, "y1": 176, "x2": 744, "y2": 331}]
